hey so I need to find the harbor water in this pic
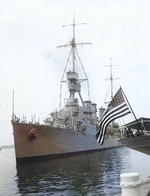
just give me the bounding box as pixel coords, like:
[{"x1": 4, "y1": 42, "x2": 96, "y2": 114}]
[{"x1": 1, "y1": 147, "x2": 150, "y2": 196}]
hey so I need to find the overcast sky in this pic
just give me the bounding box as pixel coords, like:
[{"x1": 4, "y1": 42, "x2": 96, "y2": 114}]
[{"x1": 0, "y1": 0, "x2": 150, "y2": 145}]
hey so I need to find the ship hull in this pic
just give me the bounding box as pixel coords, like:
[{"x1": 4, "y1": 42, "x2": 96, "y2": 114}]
[
  {"x1": 119, "y1": 135, "x2": 150, "y2": 155},
  {"x1": 119, "y1": 135, "x2": 150, "y2": 147},
  {"x1": 13, "y1": 122, "x2": 121, "y2": 165}
]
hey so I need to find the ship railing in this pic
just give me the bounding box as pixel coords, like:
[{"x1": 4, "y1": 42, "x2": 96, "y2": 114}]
[{"x1": 21, "y1": 120, "x2": 27, "y2": 123}]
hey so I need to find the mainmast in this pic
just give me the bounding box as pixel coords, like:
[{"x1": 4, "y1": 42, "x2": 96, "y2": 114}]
[
  {"x1": 58, "y1": 18, "x2": 91, "y2": 108},
  {"x1": 103, "y1": 58, "x2": 120, "y2": 102}
]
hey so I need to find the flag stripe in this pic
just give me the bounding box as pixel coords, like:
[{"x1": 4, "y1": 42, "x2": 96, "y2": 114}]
[
  {"x1": 95, "y1": 87, "x2": 131, "y2": 145},
  {"x1": 100, "y1": 103, "x2": 128, "y2": 125},
  {"x1": 97, "y1": 110, "x2": 131, "y2": 144},
  {"x1": 99, "y1": 102, "x2": 127, "y2": 125},
  {"x1": 98, "y1": 108, "x2": 130, "y2": 141},
  {"x1": 101, "y1": 105, "x2": 129, "y2": 129},
  {"x1": 96, "y1": 106, "x2": 130, "y2": 143},
  {"x1": 96, "y1": 103, "x2": 128, "y2": 138}
]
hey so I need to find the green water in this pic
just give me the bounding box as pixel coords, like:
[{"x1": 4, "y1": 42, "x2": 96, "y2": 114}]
[{"x1": 0, "y1": 147, "x2": 150, "y2": 196}]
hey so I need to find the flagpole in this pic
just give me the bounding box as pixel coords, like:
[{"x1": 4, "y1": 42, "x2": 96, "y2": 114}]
[{"x1": 121, "y1": 87, "x2": 141, "y2": 130}]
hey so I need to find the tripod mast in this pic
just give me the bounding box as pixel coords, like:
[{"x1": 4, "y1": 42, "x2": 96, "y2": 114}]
[{"x1": 57, "y1": 18, "x2": 91, "y2": 109}]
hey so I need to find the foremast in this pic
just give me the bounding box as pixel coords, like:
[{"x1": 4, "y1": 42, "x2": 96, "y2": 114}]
[{"x1": 58, "y1": 18, "x2": 91, "y2": 108}]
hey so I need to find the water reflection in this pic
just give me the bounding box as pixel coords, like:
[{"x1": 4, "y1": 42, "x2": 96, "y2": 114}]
[{"x1": 15, "y1": 147, "x2": 131, "y2": 196}]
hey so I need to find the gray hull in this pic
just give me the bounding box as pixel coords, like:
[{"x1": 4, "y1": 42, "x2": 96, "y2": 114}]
[{"x1": 119, "y1": 135, "x2": 150, "y2": 155}]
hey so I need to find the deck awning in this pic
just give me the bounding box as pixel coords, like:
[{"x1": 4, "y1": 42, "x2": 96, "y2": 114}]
[{"x1": 124, "y1": 117, "x2": 150, "y2": 130}]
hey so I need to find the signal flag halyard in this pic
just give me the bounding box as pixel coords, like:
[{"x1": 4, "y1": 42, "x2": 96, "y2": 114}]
[{"x1": 95, "y1": 87, "x2": 131, "y2": 145}]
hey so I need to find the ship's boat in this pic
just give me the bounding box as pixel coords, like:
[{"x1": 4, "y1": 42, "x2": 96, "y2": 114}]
[{"x1": 12, "y1": 19, "x2": 121, "y2": 165}]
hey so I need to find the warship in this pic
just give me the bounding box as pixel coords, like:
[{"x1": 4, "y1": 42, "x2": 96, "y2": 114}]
[{"x1": 12, "y1": 19, "x2": 121, "y2": 165}]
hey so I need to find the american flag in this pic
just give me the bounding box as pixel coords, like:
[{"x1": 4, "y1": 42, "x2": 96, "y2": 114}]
[{"x1": 95, "y1": 87, "x2": 131, "y2": 145}]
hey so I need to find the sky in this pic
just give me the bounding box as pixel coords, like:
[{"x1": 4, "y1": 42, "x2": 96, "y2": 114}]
[{"x1": 0, "y1": 0, "x2": 150, "y2": 145}]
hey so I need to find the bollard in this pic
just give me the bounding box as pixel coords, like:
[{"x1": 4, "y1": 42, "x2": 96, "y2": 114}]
[{"x1": 120, "y1": 173, "x2": 141, "y2": 196}]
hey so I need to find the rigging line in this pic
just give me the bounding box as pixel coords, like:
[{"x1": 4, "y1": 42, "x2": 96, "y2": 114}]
[
  {"x1": 75, "y1": 47, "x2": 88, "y2": 79},
  {"x1": 59, "y1": 82, "x2": 62, "y2": 109},
  {"x1": 103, "y1": 82, "x2": 111, "y2": 107},
  {"x1": 59, "y1": 46, "x2": 73, "y2": 109},
  {"x1": 87, "y1": 79, "x2": 90, "y2": 101},
  {"x1": 75, "y1": 47, "x2": 90, "y2": 100},
  {"x1": 60, "y1": 47, "x2": 73, "y2": 81},
  {"x1": 112, "y1": 81, "x2": 119, "y2": 96}
]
